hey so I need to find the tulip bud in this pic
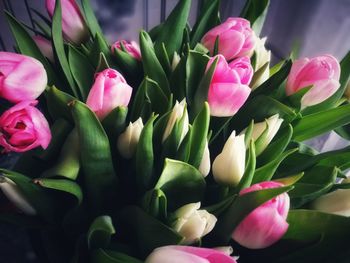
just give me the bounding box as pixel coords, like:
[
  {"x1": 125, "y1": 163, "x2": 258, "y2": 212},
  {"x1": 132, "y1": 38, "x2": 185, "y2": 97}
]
[
  {"x1": 111, "y1": 40, "x2": 141, "y2": 60},
  {"x1": 171, "y1": 202, "x2": 217, "y2": 244},
  {"x1": 117, "y1": 118, "x2": 144, "y2": 159},
  {"x1": 250, "y1": 36, "x2": 271, "y2": 89},
  {"x1": 212, "y1": 131, "x2": 246, "y2": 187},
  {"x1": 286, "y1": 55, "x2": 341, "y2": 107},
  {"x1": 145, "y1": 246, "x2": 237, "y2": 263},
  {"x1": 202, "y1": 17, "x2": 255, "y2": 61},
  {"x1": 46, "y1": 0, "x2": 89, "y2": 44},
  {"x1": 33, "y1": 35, "x2": 54, "y2": 62},
  {"x1": 311, "y1": 189, "x2": 350, "y2": 217},
  {"x1": 207, "y1": 55, "x2": 252, "y2": 117},
  {"x1": 0, "y1": 100, "x2": 51, "y2": 153},
  {"x1": 171, "y1": 52, "x2": 181, "y2": 71},
  {"x1": 232, "y1": 181, "x2": 290, "y2": 249},
  {"x1": 0, "y1": 52, "x2": 47, "y2": 103},
  {"x1": 242, "y1": 114, "x2": 283, "y2": 155},
  {"x1": 86, "y1": 68, "x2": 133, "y2": 120},
  {"x1": 198, "y1": 140, "x2": 211, "y2": 177},
  {"x1": 162, "y1": 99, "x2": 189, "y2": 143},
  {"x1": 0, "y1": 176, "x2": 36, "y2": 215}
]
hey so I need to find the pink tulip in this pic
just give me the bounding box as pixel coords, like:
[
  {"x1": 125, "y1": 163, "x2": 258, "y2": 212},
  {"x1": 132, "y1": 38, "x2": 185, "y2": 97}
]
[
  {"x1": 207, "y1": 55, "x2": 252, "y2": 117},
  {"x1": 202, "y1": 17, "x2": 255, "y2": 61},
  {"x1": 46, "y1": 0, "x2": 89, "y2": 44},
  {"x1": 33, "y1": 35, "x2": 54, "y2": 62},
  {"x1": 111, "y1": 40, "x2": 141, "y2": 60},
  {"x1": 145, "y1": 246, "x2": 237, "y2": 263},
  {"x1": 86, "y1": 68, "x2": 132, "y2": 119},
  {"x1": 0, "y1": 52, "x2": 47, "y2": 103},
  {"x1": 0, "y1": 100, "x2": 51, "y2": 153},
  {"x1": 232, "y1": 181, "x2": 290, "y2": 249},
  {"x1": 286, "y1": 55, "x2": 341, "y2": 107}
]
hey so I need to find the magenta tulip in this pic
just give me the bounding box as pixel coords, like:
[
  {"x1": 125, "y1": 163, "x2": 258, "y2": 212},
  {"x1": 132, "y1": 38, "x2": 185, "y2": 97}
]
[
  {"x1": 33, "y1": 35, "x2": 54, "y2": 62},
  {"x1": 0, "y1": 101, "x2": 51, "y2": 153},
  {"x1": 0, "y1": 52, "x2": 47, "y2": 103},
  {"x1": 202, "y1": 17, "x2": 255, "y2": 61},
  {"x1": 232, "y1": 181, "x2": 290, "y2": 249},
  {"x1": 46, "y1": 0, "x2": 89, "y2": 44},
  {"x1": 145, "y1": 246, "x2": 237, "y2": 263},
  {"x1": 111, "y1": 40, "x2": 141, "y2": 60},
  {"x1": 207, "y1": 55, "x2": 252, "y2": 117},
  {"x1": 86, "y1": 68, "x2": 132, "y2": 119},
  {"x1": 286, "y1": 55, "x2": 341, "y2": 107}
]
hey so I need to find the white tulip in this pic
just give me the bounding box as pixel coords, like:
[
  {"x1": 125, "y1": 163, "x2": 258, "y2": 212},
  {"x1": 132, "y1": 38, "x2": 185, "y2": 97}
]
[
  {"x1": 117, "y1": 118, "x2": 144, "y2": 158},
  {"x1": 251, "y1": 36, "x2": 271, "y2": 90},
  {"x1": 212, "y1": 131, "x2": 246, "y2": 186},
  {"x1": 171, "y1": 52, "x2": 181, "y2": 71},
  {"x1": 198, "y1": 140, "x2": 211, "y2": 177},
  {"x1": 0, "y1": 177, "x2": 36, "y2": 215},
  {"x1": 312, "y1": 189, "x2": 350, "y2": 217},
  {"x1": 162, "y1": 99, "x2": 189, "y2": 143},
  {"x1": 172, "y1": 202, "x2": 217, "y2": 244}
]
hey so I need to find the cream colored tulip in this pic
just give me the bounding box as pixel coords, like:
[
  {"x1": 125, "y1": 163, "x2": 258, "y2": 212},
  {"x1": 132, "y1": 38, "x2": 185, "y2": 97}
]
[
  {"x1": 312, "y1": 189, "x2": 350, "y2": 217},
  {"x1": 251, "y1": 36, "x2": 271, "y2": 90},
  {"x1": 198, "y1": 140, "x2": 211, "y2": 177},
  {"x1": 117, "y1": 118, "x2": 144, "y2": 158},
  {"x1": 212, "y1": 131, "x2": 246, "y2": 186},
  {"x1": 172, "y1": 202, "x2": 217, "y2": 244},
  {"x1": 171, "y1": 52, "x2": 181, "y2": 71}
]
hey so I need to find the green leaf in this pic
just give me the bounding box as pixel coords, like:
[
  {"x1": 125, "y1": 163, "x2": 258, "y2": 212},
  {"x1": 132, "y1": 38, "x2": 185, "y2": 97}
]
[
  {"x1": 155, "y1": 158, "x2": 206, "y2": 210},
  {"x1": 34, "y1": 178, "x2": 82, "y2": 205},
  {"x1": 90, "y1": 33, "x2": 111, "y2": 68},
  {"x1": 70, "y1": 101, "x2": 117, "y2": 214},
  {"x1": 275, "y1": 172, "x2": 304, "y2": 186},
  {"x1": 52, "y1": 0, "x2": 79, "y2": 98},
  {"x1": 141, "y1": 188, "x2": 167, "y2": 220},
  {"x1": 188, "y1": 102, "x2": 210, "y2": 168},
  {"x1": 117, "y1": 206, "x2": 183, "y2": 257},
  {"x1": 135, "y1": 115, "x2": 158, "y2": 191},
  {"x1": 252, "y1": 148, "x2": 298, "y2": 184},
  {"x1": 240, "y1": 0, "x2": 269, "y2": 35},
  {"x1": 68, "y1": 45, "x2": 95, "y2": 101},
  {"x1": 236, "y1": 140, "x2": 256, "y2": 192},
  {"x1": 293, "y1": 103, "x2": 350, "y2": 141},
  {"x1": 139, "y1": 31, "x2": 171, "y2": 97},
  {"x1": 41, "y1": 129, "x2": 80, "y2": 180},
  {"x1": 210, "y1": 185, "x2": 293, "y2": 244},
  {"x1": 81, "y1": 0, "x2": 103, "y2": 37},
  {"x1": 112, "y1": 46, "x2": 142, "y2": 83},
  {"x1": 190, "y1": 0, "x2": 220, "y2": 48},
  {"x1": 91, "y1": 249, "x2": 142, "y2": 263},
  {"x1": 87, "y1": 216, "x2": 115, "y2": 249},
  {"x1": 5, "y1": 11, "x2": 57, "y2": 85},
  {"x1": 101, "y1": 107, "x2": 128, "y2": 146},
  {"x1": 45, "y1": 86, "x2": 75, "y2": 122},
  {"x1": 154, "y1": 0, "x2": 191, "y2": 58}
]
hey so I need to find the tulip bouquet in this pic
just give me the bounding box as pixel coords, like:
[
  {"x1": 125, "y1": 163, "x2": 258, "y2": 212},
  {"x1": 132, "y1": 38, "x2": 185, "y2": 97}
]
[{"x1": 0, "y1": 0, "x2": 350, "y2": 262}]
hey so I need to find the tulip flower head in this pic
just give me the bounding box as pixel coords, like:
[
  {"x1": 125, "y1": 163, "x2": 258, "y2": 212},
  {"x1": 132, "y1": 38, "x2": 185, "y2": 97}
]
[
  {"x1": 33, "y1": 35, "x2": 55, "y2": 62},
  {"x1": 212, "y1": 131, "x2": 246, "y2": 187},
  {"x1": 172, "y1": 202, "x2": 217, "y2": 244},
  {"x1": 207, "y1": 55, "x2": 252, "y2": 117},
  {"x1": 198, "y1": 140, "x2": 211, "y2": 177},
  {"x1": 250, "y1": 36, "x2": 271, "y2": 89},
  {"x1": 117, "y1": 118, "x2": 144, "y2": 159},
  {"x1": 111, "y1": 40, "x2": 141, "y2": 60},
  {"x1": 286, "y1": 55, "x2": 341, "y2": 107},
  {"x1": 86, "y1": 68, "x2": 133, "y2": 120},
  {"x1": 312, "y1": 189, "x2": 350, "y2": 217},
  {"x1": 46, "y1": 0, "x2": 89, "y2": 44},
  {"x1": 0, "y1": 52, "x2": 47, "y2": 103},
  {"x1": 202, "y1": 17, "x2": 255, "y2": 61},
  {"x1": 232, "y1": 181, "x2": 290, "y2": 249},
  {"x1": 145, "y1": 245, "x2": 237, "y2": 263},
  {"x1": 0, "y1": 100, "x2": 51, "y2": 153}
]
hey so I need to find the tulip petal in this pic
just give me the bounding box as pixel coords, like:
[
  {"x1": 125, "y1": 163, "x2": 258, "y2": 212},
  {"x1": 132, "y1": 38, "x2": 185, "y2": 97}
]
[{"x1": 301, "y1": 79, "x2": 340, "y2": 107}]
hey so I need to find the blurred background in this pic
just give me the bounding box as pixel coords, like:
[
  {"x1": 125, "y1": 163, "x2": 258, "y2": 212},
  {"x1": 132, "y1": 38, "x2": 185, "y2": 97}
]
[{"x1": 0, "y1": 0, "x2": 349, "y2": 262}]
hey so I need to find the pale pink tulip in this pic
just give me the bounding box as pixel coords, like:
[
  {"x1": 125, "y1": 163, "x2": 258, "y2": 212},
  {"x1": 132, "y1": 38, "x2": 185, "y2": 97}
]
[
  {"x1": 0, "y1": 100, "x2": 51, "y2": 153},
  {"x1": 0, "y1": 52, "x2": 47, "y2": 103},
  {"x1": 232, "y1": 181, "x2": 290, "y2": 249},
  {"x1": 207, "y1": 55, "x2": 252, "y2": 117},
  {"x1": 111, "y1": 40, "x2": 141, "y2": 60},
  {"x1": 145, "y1": 246, "x2": 237, "y2": 263},
  {"x1": 33, "y1": 35, "x2": 54, "y2": 62},
  {"x1": 286, "y1": 55, "x2": 341, "y2": 107},
  {"x1": 86, "y1": 68, "x2": 132, "y2": 119},
  {"x1": 46, "y1": 0, "x2": 89, "y2": 44},
  {"x1": 202, "y1": 17, "x2": 255, "y2": 61}
]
